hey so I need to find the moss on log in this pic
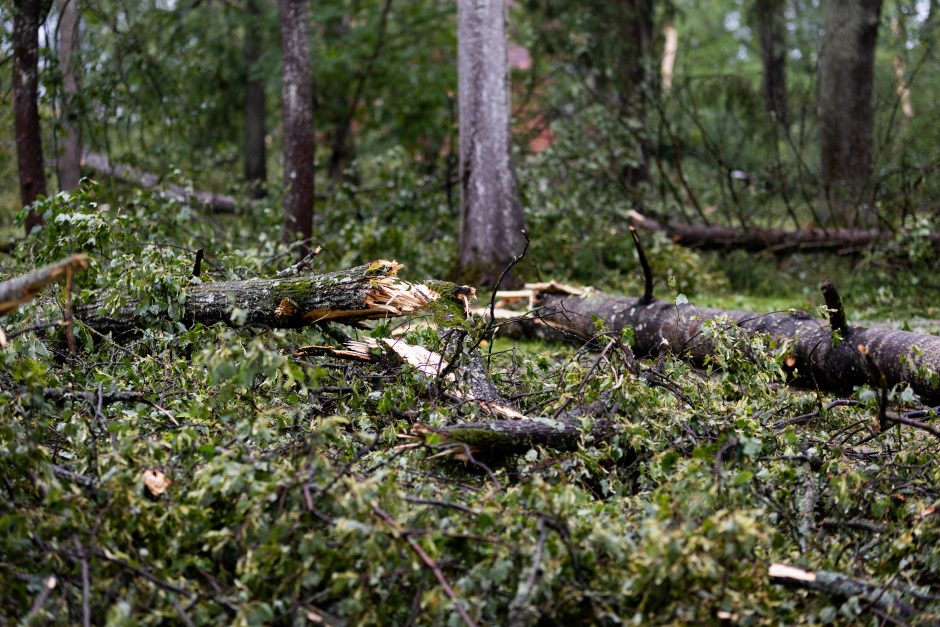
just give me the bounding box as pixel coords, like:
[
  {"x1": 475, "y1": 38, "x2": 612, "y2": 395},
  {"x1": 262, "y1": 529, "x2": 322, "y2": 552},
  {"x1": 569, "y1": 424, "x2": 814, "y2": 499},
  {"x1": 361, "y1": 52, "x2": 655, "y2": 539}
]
[{"x1": 78, "y1": 260, "x2": 467, "y2": 336}]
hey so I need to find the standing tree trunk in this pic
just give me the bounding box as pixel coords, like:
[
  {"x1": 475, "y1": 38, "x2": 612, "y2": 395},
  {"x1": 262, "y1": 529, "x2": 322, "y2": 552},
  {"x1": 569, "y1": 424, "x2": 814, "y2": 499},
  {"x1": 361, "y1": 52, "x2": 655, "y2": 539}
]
[
  {"x1": 56, "y1": 0, "x2": 82, "y2": 192},
  {"x1": 818, "y1": 0, "x2": 883, "y2": 226},
  {"x1": 278, "y1": 0, "x2": 314, "y2": 254},
  {"x1": 456, "y1": 0, "x2": 527, "y2": 287},
  {"x1": 753, "y1": 0, "x2": 788, "y2": 125},
  {"x1": 616, "y1": 0, "x2": 654, "y2": 187},
  {"x1": 13, "y1": 0, "x2": 48, "y2": 233},
  {"x1": 244, "y1": 0, "x2": 268, "y2": 198}
]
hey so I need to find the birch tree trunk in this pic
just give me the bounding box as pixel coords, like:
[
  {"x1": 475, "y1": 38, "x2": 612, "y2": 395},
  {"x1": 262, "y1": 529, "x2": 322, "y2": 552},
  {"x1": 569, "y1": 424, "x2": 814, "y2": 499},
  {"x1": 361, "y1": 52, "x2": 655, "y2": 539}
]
[
  {"x1": 244, "y1": 0, "x2": 268, "y2": 198},
  {"x1": 56, "y1": 0, "x2": 82, "y2": 192},
  {"x1": 278, "y1": 0, "x2": 315, "y2": 254},
  {"x1": 818, "y1": 0, "x2": 883, "y2": 226},
  {"x1": 456, "y1": 0, "x2": 526, "y2": 287},
  {"x1": 13, "y1": 0, "x2": 48, "y2": 233}
]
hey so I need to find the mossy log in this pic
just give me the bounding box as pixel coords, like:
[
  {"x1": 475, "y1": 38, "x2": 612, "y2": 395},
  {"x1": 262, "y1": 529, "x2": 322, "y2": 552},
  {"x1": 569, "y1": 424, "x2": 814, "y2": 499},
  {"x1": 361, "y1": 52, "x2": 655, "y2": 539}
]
[
  {"x1": 628, "y1": 210, "x2": 940, "y2": 254},
  {"x1": 507, "y1": 285, "x2": 940, "y2": 404},
  {"x1": 423, "y1": 416, "x2": 613, "y2": 453},
  {"x1": 0, "y1": 254, "x2": 89, "y2": 316},
  {"x1": 78, "y1": 260, "x2": 470, "y2": 336}
]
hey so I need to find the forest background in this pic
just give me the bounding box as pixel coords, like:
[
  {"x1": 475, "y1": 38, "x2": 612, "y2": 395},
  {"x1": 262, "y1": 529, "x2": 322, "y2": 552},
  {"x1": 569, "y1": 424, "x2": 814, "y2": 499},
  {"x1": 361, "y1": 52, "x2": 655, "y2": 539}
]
[{"x1": 2, "y1": 0, "x2": 940, "y2": 624}]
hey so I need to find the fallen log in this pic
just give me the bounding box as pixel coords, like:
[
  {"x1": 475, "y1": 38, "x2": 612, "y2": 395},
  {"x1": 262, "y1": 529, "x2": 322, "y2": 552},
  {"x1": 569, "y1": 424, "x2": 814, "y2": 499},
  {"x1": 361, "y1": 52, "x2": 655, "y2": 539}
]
[
  {"x1": 498, "y1": 282, "x2": 940, "y2": 405},
  {"x1": 81, "y1": 152, "x2": 248, "y2": 213},
  {"x1": 628, "y1": 210, "x2": 940, "y2": 254},
  {"x1": 0, "y1": 254, "x2": 89, "y2": 316},
  {"x1": 78, "y1": 260, "x2": 469, "y2": 336}
]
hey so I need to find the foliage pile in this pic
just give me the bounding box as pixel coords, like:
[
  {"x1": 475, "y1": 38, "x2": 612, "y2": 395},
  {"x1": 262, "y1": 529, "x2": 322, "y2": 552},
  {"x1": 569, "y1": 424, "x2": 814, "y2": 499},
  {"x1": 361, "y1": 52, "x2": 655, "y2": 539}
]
[{"x1": 2, "y1": 190, "x2": 939, "y2": 624}]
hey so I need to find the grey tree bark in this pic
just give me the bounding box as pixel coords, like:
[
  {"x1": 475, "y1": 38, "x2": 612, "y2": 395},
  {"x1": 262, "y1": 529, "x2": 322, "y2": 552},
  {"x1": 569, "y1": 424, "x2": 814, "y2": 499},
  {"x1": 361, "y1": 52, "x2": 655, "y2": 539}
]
[
  {"x1": 753, "y1": 0, "x2": 788, "y2": 125},
  {"x1": 56, "y1": 0, "x2": 82, "y2": 191},
  {"x1": 13, "y1": 0, "x2": 48, "y2": 233},
  {"x1": 818, "y1": 0, "x2": 883, "y2": 226},
  {"x1": 278, "y1": 0, "x2": 315, "y2": 254},
  {"x1": 244, "y1": 0, "x2": 268, "y2": 198},
  {"x1": 456, "y1": 0, "x2": 526, "y2": 287}
]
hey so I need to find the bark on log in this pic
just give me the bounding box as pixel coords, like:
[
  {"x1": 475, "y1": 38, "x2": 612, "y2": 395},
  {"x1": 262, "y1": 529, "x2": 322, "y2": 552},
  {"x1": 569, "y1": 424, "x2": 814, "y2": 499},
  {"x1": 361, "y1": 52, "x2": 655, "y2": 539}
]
[
  {"x1": 768, "y1": 563, "x2": 918, "y2": 618},
  {"x1": 628, "y1": 211, "x2": 940, "y2": 254},
  {"x1": 513, "y1": 285, "x2": 940, "y2": 404},
  {"x1": 0, "y1": 254, "x2": 90, "y2": 316},
  {"x1": 78, "y1": 260, "x2": 465, "y2": 336},
  {"x1": 81, "y1": 152, "x2": 248, "y2": 213},
  {"x1": 421, "y1": 417, "x2": 613, "y2": 453}
]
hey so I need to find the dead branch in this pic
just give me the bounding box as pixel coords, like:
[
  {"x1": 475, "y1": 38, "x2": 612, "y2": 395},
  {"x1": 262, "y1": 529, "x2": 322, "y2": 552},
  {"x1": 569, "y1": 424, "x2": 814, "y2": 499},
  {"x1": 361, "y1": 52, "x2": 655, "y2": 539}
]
[{"x1": 0, "y1": 253, "x2": 89, "y2": 316}]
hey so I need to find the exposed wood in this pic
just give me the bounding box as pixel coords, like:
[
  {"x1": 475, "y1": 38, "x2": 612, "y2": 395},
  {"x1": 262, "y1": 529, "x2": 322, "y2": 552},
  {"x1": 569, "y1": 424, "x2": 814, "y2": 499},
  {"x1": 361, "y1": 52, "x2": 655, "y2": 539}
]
[
  {"x1": 77, "y1": 260, "x2": 459, "y2": 337},
  {"x1": 81, "y1": 152, "x2": 247, "y2": 213},
  {"x1": 0, "y1": 254, "x2": 90, "y2": 316},
  {"x1": 769, "y1": 563, "x2": 918, "y2": 618},
  {"x1": 661, "y1": 22, "x2": 677, "y2": 94},
  {"x1": 502, "y1": 282, "x2": 940, "y2": 404},
  {"x1": 627, "y1": 210, "x2": 940, "y2": 254}
]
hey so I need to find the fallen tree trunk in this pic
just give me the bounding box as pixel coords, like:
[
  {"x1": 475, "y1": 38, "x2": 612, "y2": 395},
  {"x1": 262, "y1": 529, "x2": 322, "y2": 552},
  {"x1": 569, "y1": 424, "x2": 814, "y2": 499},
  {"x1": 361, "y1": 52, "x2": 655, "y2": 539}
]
[
  {"x1": 0, "y1": 254, "x2": 89, "y2": 315},
  {"x1": 501, "y1": 283, "x2": 940, "y2": 404},
  {"x1": 81, "y1": 152, "x2": 248, "y2": 213},
  {"x1": 78, "y1": 260, "x2": 467, "y2": 336},
  {"x1": 628, "y1": 211, "x2": 940, "y2": 254}
]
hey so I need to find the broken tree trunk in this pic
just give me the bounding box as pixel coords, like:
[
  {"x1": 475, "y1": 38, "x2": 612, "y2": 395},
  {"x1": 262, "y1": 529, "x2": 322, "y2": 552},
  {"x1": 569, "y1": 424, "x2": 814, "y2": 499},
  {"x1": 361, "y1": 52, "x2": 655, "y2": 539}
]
[
  {"x1": 0, "y1": 254, "x2": 89, "y2": 315},
  {"x1": 503, "y1": 283, "x2": 940, "y2": 404},
  {"x1": 78, "y1": 260, "x2": 464, "y2": 336},
  {"x1": 628, "y1": 211, "x2": 940, "y2": 254}
]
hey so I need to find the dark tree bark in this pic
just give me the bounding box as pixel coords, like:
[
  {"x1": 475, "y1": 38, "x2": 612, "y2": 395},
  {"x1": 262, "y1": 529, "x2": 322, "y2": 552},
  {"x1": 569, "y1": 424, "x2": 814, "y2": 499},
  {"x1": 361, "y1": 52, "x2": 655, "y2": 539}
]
[
  {"x1": 753, "y1": 0, "x2": 788, "y2": 125},
  {"x1": 524, "y1": 286, "x2": 940, "y2": 404},
  {"x1": 81, "y1": 152, "x2": 248, "y2": 213},
  {"x1": 818, "y1": 0, "x2": 884, "y2": 226},
  {"x1": 456, "y1": 0, "x2": 527, "y2": 287},
  {"x1": 56, "y1": 0, "x2": 83, "y2": 191},
  {"x1": 78, "y1": 261, "x2": 462, "y2": 337},
  {"x1": 13, "y1": 0, "x2": 48, "y2": 233},
  {"x1": 278, "y1": 0, "x2": 315, "y2": 254},
  {"x1": 244, "y1": 0, "x2": 268, "y2": 198},
  {"x1": 616, "y1": 0, "x2": 654, "y2": 186},
  {"x1": 627, "y1": 211, "x2": 940, "y2": 254}
]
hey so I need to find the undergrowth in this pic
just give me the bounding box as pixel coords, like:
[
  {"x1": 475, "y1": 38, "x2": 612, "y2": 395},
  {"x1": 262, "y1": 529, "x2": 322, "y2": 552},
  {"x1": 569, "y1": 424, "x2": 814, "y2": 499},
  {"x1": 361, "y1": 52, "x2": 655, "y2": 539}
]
[{"x1": 1, "y1": 187, "x2": 939, "y2": 625}]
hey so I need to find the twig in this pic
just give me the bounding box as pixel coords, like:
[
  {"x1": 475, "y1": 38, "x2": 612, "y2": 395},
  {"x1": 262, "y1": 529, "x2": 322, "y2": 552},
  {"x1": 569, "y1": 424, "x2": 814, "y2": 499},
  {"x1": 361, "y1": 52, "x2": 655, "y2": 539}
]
[
  {"x1": 275, "y1": 245, "x2": 322, "y2": 278},
  {"x1": 65, "y1": 265, "x2": 76, "y2": 354},
  {"x1": 24, "y1": 575, "x2": 57, "y2": 620},
  {"x1": 629, "y1": 226, "x2": 654, "y2": 303},
  {"x1": 75, "y1": 537, "x2": 91, "y2": 627},
  {"x1": 508, "y1": 517, "x2": 548, "y2": 625},
  {"x1": 372, "y1": 504, "x2": 477, "y2": 627},
  {"x1": 481, "y1": 230, "x2": 531, "y2": 368},
  {"x1": 772, "y1": 400, "x2": 858, "y2": 430}
]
